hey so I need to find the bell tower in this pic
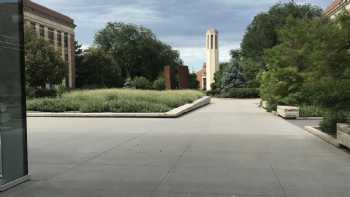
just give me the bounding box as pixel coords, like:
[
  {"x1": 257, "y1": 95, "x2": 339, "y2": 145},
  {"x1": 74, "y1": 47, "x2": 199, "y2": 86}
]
[{"x1": 205, "y1": 28, "x2": 219, "y2": 91}]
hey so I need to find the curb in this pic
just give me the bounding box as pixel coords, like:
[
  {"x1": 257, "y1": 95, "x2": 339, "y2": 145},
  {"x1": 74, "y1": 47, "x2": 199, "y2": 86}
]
[
  {"x1": 27, "y1": 96, "x2": 211, "y2": 118},
  {"x1": 297, "y1": 117, "x2": 323, "y2": 120},
  {"x1": 304, "y1": 126, "x2": 340, "y2": 147}
]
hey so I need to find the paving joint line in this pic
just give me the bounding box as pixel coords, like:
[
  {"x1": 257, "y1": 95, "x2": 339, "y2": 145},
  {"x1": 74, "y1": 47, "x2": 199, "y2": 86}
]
[
  {"x1": 150, "y1": 136, "x2": 196, "y2": 194},
  {"x1": 37, "y1": 131, "x2": 149, "y2": 182},
  {"x1": 270, "y1": 164, "x2": 288, "y2": 197}
]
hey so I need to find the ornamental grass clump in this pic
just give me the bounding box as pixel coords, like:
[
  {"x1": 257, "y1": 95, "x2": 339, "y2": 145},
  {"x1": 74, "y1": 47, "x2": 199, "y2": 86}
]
[{"x1": 27, "y1": 89, "x2": 204, "y2": 113}]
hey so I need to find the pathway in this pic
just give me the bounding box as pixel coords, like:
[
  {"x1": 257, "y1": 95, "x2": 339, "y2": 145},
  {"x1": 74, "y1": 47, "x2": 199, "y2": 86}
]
[{"x1": 3, "y1": 99, "x2": 350, "y2": 197}]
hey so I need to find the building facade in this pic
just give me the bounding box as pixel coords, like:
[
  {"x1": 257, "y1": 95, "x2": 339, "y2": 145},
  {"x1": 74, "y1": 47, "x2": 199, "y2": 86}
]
[
  {"x1": 196, "y1": 64, "x2": 206, "y2": 90},
  {"x1": 325, "y1": 0, "x2": 350, "y2": 19},
  {"x1": 205, "y1": 28, "x2": 219, "y2": 91},
  {"x1": 23, "y1": 0, "x2": 76, "y2": 88}
]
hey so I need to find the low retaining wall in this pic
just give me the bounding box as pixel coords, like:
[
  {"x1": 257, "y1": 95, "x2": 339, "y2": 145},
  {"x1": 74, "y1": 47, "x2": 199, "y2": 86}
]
[
  {"x1": 27, "y1": 96, "x2": 211, "y2": 118},
  {"x1": 304, "y1": 126, "x2": 340, "y2": 147},
  {"x1": 337, "y1": 123, "x2": 350, "y2": 149}
]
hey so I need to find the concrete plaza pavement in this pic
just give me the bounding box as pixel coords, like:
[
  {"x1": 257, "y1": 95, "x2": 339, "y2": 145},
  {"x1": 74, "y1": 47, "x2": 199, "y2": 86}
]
[{"x1": 3, "y1": 99, "x2": 350, "y2": 197}]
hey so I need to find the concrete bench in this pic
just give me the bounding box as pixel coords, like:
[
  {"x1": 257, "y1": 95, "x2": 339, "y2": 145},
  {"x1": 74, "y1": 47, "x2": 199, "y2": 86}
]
[
  {"x1": 277, "y1": 105, "x2": 299, "y2": 119},
  {"x1": 337, "y1": 123, "x2": 350, "y2": 148}
]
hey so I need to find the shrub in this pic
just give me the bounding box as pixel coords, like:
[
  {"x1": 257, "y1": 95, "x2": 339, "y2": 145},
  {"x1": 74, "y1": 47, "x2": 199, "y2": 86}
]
[
  {"x1": 26, "y1": 85, "x2": 36, "y2": 99},
  {"x1": 299, "y1": 105, "x2": 326, "y2": 117},
  {"x1": 218, "y1": 88, "x2": 259, "y2": 98},
  {"x1": 27, "y1": 89, "x2": 205, "y2": 113},
  {"x1": 27, "y1": 98, "x2": 79, "y2": 112},
  {"x1": 130, "y1": 77, "x2": 152, "y2": 89},
  {"x1": 56, "y1": 84, "x2": 68, "y2": 98},
  {"x1": 152, "y1": 77, "x2": 165, "y2": 90},
  {"x1": 189, "y1": 73, "x2": 199, "y2": 89},
  {"x1": 320, "y1": 111, "x2": 348, "y2": 135},
  {"x1": 33, "y1": 89, "x2": 57, "y2": 98},
  {"x1": 260, "y1": 67, "x2": 303, "y2": 107}
]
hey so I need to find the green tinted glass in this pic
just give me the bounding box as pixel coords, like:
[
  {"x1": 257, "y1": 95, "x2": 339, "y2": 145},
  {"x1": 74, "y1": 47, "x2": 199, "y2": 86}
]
[{"x1": 0, "y1": 0, "x2": 28, "y2": 188}]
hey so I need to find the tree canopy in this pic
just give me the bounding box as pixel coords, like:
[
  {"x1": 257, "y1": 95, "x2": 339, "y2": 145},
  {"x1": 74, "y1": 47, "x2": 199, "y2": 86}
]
[
  {"x1": 24, "y1": 28, "x2": 67, "y2": 89},
  {"x1": 214, "y1": 2, "x2": 324, "y2": 89},
  {"x1": 76, "y1": 47, "x2": 123, "y2": 88},
  {"x1": 261, "y1": 13, "x2": 350, "y2": 110},
  {"x1": 94, "y1": 22, "x2": 183, "y2": 81},
  {"x1": 241, "y1": 2, "x2": 322, "y2": 65}
]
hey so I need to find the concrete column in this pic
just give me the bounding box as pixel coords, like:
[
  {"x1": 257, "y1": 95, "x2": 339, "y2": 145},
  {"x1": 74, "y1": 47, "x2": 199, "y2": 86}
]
[
  {"x1": 61, "y1": 32, "x2": 65, "y2": 59},
  {"x1": 67, "y1": 34, "x2": 75, "y2": 89},
  {"x1": 44, "y1": 26, "x2": 48, "y2": 41},
  {"x1": 53, "y1": 30, "x2": 58, "y2": 49},
  {"x1": 35, "y1": 23, "x2": 40, "y2": 36}
]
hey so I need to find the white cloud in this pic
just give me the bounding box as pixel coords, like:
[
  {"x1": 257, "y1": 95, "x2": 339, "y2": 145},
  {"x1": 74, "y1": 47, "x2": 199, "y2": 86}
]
[
  {"x1": 32, "y1": 0, "x2": 330, "y2": 70},
  {"x1": 33, "y1": 0, "x2": 162, "y2": 31}
]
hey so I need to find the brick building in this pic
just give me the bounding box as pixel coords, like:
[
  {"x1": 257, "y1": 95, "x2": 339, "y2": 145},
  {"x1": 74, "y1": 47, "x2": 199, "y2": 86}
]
[
  {"x1": 325, "y1": 0, "x2": 350, "y2": 19},
  {"x1": 23, "y1": 0, "x2": 76, "y2": 88},
  {"x1": 196, "y1": 64, "x2": 206, "y2": 90}
]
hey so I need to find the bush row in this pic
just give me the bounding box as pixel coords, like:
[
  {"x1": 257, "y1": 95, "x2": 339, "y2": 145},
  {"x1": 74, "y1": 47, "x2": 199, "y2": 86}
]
[
  {"x1": 210, "y1": 88, "x2": 260, "y2": 98},
  {"x1": 27, "y1": 89, "x2": 205, "y2": 113},
  {"x1": 127, "y1": 76, "x2": 165, "y2": 90}
]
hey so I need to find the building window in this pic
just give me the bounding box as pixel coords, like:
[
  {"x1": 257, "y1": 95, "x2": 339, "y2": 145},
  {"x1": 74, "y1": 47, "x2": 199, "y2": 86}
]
[
  {"x1": 210, "y1": 35, "x2": 213, "y2": 49},
  {"x1": 48, "y1": 28, "x2": 54, "y2": 44},
  {"x1": 57, "y1": 31, "x2": 62, "y2": 47},
  {"x1": 64, "y1": 32, "x2": 68, "y2": 48},
  {"x1": 39, "y1": 25, "x2": 44, "y2": 38},
  {"x1": 215, "y1": 34, "x2": 218, "y2": 49}
]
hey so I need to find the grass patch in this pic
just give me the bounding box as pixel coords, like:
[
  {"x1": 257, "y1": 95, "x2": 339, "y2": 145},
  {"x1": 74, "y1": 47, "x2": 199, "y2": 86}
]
[{"x1": 27, "y1": 89, "x2": 205, "y2": 113}]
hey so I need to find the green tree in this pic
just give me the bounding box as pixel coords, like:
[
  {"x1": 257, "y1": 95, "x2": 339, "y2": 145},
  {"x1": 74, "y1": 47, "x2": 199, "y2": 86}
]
[
  {"x1": 262, "y1": 14, "x2": 350, "y2": 109},
  {"x1": 189, "y1": 73, "x2": 199, "y2": 89},
  {"x1": 212, "y1": 51, "x2": 246, "y2": 93},
  {"x1": 24, "y1": 28, "x2": 67, "y2": 89},
  {"x1": 76, "y1": 47, "x2": 123, "y2": 88},
  {"x1": 94, "y1": 22, "x2": 183, "y2": 81},
  {"x1": 240, "y1": 2, "x2": 322, "y2": 70}
]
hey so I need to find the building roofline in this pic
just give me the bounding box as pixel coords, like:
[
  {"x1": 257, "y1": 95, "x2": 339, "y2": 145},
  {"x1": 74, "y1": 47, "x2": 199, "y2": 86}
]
[
  {"x1": 24, "y1": 0, "x2": 76, "y2": 28},
  {"x1": 324, "y1": 0, "x2": 348, "y2": 16}
]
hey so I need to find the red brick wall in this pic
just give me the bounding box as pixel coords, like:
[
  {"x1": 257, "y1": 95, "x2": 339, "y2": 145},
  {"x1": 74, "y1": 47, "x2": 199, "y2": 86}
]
[
  {"x1": 177, "y1": 66, "x2": 190, "y2": 89},
  {"x1": 196, "y1": 67, "x2": 206, "y2": 90},
  {"x1": 163, "y1": 65, "x2": 174, "y2": 90}
]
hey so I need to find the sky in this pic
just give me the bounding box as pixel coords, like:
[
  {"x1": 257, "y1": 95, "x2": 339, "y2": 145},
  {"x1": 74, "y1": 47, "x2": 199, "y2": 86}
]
[{"x1": 34, "y1": 0, "x2": 331, "y2": 71}]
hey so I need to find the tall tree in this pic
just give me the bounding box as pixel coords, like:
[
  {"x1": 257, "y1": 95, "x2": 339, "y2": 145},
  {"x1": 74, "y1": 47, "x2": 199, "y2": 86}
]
[
  {"x1": 76, "y1": 47, "x2": 123, "y2": 88},
  {"x1": 261, "y1": 13, "x2": 350, "y2": 109},
  {"x1": 24, "y1": 28, "x2": 67, "y2": 89},
  {"x1": 241, "y1": 2, "x2": 322, "y2": 65},
  {"x1": 94, "y1": 22, "x2": 183, "y2": 81},
  {"x1": 212, "y1": 51, "x2": 246, "y2": 92}
]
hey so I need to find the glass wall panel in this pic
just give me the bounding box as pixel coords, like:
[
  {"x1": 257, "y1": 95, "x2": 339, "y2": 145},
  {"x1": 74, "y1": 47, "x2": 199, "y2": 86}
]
[{"x1": 0, "y1": 0, "x2": 28, "y2": 188}]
